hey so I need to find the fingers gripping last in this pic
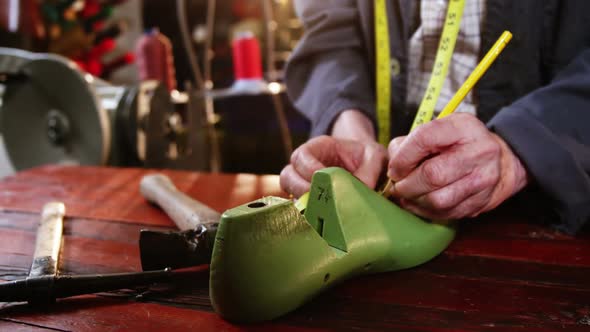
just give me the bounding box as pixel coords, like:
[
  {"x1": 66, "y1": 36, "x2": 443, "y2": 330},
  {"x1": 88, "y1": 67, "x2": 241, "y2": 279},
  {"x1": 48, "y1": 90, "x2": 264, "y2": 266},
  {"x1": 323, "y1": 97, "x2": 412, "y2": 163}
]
[{"x1": 280, "y1": 136, "x2": 387, "y2": 197}]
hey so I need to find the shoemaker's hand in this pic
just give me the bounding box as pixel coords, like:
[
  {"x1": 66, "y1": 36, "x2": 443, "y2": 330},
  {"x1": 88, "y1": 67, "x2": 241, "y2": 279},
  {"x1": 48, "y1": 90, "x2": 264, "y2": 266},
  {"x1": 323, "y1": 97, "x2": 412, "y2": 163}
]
[
  {"x1": 386, "y1": 113, "x2": 529, "y2": 220},
  {"x1": 280, "y1": 110, "x2": 387, "y2": 197}
]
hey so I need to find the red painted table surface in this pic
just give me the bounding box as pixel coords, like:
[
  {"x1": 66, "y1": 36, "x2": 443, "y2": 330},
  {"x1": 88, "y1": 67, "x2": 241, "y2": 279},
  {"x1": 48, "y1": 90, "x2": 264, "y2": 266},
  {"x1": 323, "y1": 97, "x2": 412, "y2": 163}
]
[{"x1": 0, "y1": 165, "x2": 588, "y2": 331}]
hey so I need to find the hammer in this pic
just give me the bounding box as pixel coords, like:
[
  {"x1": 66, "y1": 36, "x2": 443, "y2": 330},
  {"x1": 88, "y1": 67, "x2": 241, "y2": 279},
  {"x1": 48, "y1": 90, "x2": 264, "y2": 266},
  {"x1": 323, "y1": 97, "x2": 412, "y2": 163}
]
[
  {"x1": 0, "y1": 202, "x2": 172, "y2": 303},
  {"x1": 138, "y1": 174, "x2": 221, "y2": 271}
]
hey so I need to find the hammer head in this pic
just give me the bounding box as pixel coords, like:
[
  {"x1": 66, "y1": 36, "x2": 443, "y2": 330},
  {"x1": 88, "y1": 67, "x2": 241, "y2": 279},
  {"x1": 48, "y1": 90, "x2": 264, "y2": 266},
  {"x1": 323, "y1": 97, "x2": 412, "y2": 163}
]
[{"x1": 139, "y1": 224, "x2": 218, "y2": 271}]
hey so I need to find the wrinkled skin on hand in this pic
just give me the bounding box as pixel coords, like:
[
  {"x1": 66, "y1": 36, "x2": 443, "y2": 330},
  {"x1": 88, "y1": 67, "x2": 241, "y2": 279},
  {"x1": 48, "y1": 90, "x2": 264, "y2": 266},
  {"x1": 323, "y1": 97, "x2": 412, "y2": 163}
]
[
  {"x1": 280, "y1": 135, "x2": 387, "y2": 197},
  {"x1": 387, "y1": 113, "x2": 529, "y2": 220}
]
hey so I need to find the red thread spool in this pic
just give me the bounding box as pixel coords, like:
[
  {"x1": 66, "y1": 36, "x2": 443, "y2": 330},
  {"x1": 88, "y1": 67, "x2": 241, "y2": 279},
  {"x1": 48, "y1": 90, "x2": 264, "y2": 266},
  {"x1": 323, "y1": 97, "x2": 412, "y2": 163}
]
[
  {"x1": 232, "y1": 32, "x2": 263, "y2": 81},
  {"x1": 135, "y1": 28, "x2": 176, "y2": 91}
]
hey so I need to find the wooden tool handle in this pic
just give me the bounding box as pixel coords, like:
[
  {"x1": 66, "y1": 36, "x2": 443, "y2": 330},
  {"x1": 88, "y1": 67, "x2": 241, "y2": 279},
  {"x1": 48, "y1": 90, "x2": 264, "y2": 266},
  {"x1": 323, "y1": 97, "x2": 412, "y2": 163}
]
[
  {"x1": 140, "y1": 174, "x2": 220, "y2": 231},
  {"x1": 29, "y1": 202, "x2": 66, "y2": 278}
]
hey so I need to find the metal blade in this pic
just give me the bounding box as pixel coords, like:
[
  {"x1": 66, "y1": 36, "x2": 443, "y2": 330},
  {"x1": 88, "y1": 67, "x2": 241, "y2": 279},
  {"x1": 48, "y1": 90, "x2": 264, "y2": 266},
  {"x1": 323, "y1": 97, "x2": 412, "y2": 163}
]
[{"x1": 139, "y1": 224, "x2": 217, "y2": 271}]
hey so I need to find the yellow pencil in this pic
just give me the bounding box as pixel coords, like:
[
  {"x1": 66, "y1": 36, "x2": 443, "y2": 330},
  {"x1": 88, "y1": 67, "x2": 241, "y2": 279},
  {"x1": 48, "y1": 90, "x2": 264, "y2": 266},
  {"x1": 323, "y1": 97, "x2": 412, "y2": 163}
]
[
  {"x1": 380, "y1": 31, "x2": 513, "y2": 198},
  {"x1": 437, "y1": 31, "x2": 512, "y2": 119}
]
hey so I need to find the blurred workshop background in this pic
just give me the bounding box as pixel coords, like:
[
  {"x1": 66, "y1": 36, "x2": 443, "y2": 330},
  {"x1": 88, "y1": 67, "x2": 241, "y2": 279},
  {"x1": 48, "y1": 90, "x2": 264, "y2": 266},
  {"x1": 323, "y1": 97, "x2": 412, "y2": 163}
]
[{"x1": 0, "y1": 0, "x2": 309, "y2": 177}]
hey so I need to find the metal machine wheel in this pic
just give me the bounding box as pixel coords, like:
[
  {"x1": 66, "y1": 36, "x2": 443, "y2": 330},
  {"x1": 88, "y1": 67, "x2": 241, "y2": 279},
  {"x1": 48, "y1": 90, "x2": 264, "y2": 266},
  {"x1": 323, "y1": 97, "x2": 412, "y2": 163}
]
[{"x1": 1, "y1": 58, "x2": 111, "y2": 169}]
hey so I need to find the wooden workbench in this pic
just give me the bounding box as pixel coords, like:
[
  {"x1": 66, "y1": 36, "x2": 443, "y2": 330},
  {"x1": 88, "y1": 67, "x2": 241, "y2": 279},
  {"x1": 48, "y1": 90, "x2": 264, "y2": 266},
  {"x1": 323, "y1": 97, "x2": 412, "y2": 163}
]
[{"x1": 0, "y1": 165, "x2": 588, "y2": 331}]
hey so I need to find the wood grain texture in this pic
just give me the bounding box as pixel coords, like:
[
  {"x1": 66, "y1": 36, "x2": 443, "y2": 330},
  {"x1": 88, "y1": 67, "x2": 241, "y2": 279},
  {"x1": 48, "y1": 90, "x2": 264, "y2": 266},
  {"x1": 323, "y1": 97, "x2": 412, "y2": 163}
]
[
  {"x1": 0, "y1": 319, "x2": 67, "y2": 331},
  {"x1": 0, "y1": 165, "x2": 285, "y2": 227},
  {"x1": 0, "y1": 165, "x2": 588, "y2": 331}
]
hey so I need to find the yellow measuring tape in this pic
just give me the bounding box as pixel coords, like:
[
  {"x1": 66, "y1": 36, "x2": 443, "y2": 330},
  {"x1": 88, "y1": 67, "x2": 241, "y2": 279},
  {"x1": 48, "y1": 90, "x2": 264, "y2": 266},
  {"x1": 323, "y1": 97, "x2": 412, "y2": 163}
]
[
  {"x1": 374, "y1": 0, "x2": 391, "y2": 146},
  {"x1": 374, "y1": 0, "x2": 466, "y2": 143}
]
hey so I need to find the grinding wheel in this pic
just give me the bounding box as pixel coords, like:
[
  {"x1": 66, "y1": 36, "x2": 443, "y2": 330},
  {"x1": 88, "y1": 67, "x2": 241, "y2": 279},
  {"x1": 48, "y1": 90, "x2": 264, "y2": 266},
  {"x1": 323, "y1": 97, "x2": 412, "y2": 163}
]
[{"x1": 1, "y1": 58, "x2": 111, "y2": 169}]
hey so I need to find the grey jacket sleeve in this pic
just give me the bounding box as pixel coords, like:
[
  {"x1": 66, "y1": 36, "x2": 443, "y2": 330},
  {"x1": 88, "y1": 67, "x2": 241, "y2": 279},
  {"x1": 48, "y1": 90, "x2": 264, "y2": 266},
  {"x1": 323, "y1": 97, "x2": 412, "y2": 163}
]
[
  {"x1": 285, "y1": 0, "x2": 376, "y2": 137},
  {"x1": 488, "y1": 49, "x2": 590, "y2": 234}
]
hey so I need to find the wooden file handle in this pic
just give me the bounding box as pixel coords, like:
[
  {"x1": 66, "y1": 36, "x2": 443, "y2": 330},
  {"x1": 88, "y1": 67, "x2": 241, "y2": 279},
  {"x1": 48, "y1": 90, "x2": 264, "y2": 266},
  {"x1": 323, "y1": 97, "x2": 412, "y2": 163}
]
[{"x1": 140, "y1": 174, "x2": 220, "y2": 231}]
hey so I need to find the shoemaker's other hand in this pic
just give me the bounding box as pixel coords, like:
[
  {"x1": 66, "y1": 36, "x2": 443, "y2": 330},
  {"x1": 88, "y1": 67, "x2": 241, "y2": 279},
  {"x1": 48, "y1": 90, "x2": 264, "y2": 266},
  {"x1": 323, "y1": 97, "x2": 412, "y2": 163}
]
[
  {"x1": 280, "y1": 110, "x2": 386, "y2": 197},
  {"x1": 387, "y1": 113, "x2": 529, "y2": 220}
]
